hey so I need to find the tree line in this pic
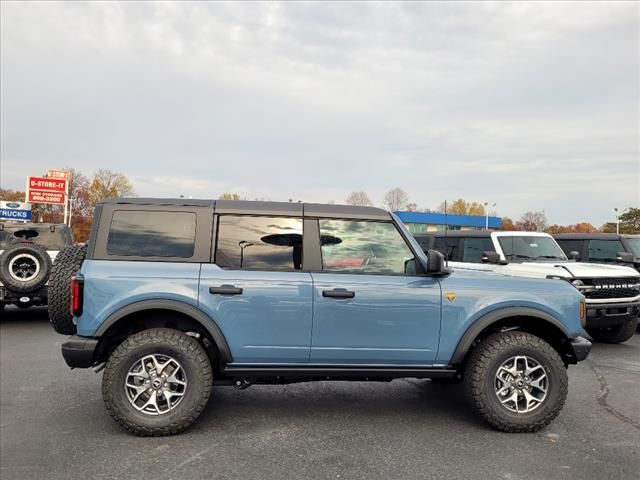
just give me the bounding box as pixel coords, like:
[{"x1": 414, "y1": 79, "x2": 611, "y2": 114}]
[
  {"x1": 341, "y1": 188, "x2": 639, "y2": 234},
  {"x1": 2, "y1": 178, "x2": 638, "y2": 240}
]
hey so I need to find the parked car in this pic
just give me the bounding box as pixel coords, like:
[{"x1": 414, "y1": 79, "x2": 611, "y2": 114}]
[
  {"x1": 554, "y1": 233, "x2": 640, "y2": 272},
  {"x1": 49, "y1": 198, "x2": 590, "y2": 436},
  {"x1": 0, "y1": 222, "x2": 73, "y2": 310},
  {"x1": 414, "y1": 230, "x2": 639, "y2": 344}
]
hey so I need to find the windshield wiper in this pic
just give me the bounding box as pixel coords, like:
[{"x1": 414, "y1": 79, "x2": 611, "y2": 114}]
[
  {"x1": 536, "y1": 255, "x2": 565, "y2": 260},
  {"x1": 510, "y1": 254, "x2": 533, "y2": 260}
]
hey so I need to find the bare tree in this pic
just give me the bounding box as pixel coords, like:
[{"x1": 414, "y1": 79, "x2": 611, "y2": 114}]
[
  {"x1": 88, "y1": 169, "x2": 135, "y2": 206},
  {"x1": 345, "y1": 191, "x2": 373, "y2": 206},
  {"x1": 516, "y1": 211, "x2": 548, "y2": 232},
  {"x1": 383, "y1": 188, "x2": 409, "y2": 212}
]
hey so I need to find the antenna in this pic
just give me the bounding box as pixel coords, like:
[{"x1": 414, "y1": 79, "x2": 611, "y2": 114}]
[{"x1": 444, "y1": 200, "x2": 449, "y2": 267}]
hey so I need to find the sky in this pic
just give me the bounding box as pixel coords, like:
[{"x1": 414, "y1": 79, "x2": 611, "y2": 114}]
[{"x1": 1, "y1": 1, "x2": 638, "y2": 226}]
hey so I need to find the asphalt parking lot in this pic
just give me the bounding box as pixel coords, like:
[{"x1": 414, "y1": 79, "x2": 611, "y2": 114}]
[{"x1": 1, "y1": 307, "x2": 639, "y2": 480}]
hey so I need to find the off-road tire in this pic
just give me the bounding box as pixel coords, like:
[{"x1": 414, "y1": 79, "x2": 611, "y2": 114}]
[
  {"x1": 0, "y1": 243, "x2": 51, "y2": 293},
  {"x1": 102, "y1": 328, "x2": 213, "y2": 436},
  {"x1": 586, "y1": 317, "x2": 638, "y2": 344},
  {"x1": 464, "y1": 331, "x2": 568, "y2": 433},
  {"x1": 48, "y1": 244, "x2": 87, "y2": 335}
]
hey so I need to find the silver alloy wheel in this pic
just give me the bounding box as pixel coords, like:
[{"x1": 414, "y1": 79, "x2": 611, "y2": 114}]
[
  {"x1": 125, "y1": 354, "x2": 187, "y2": 415},
  {"x1": 8, "y1": 254, "x2": 40, "y2": 282},
  {"x1": 494, "y1": 355, "x2": 548, "y2": 414}
]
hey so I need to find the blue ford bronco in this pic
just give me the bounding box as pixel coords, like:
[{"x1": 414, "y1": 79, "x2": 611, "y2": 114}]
[{"x1": 49, "y1": 198, "x2": 591, "y2": 436}]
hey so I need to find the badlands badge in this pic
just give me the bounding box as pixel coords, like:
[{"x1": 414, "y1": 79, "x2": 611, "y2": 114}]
[{"x1": 445, "y1": 292, "x2": 457, "y2": 303}]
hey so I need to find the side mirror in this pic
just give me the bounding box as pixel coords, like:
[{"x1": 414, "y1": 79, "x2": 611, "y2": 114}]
[
  {"x1": 426, "y1": 249, "x2": 446, "y2": 274},
  {"x1": 569, "y1": 251, "x2": 581, "y2": 261},
  {"x1": 616, "y1": 251, "x2": 633, "y2": 263},
  {"x1": 481, "y1": 251, "x2": 502, "y2": 264},
  {"x1": 404, "y1": 258, "x2": 417, "y2": 275}
]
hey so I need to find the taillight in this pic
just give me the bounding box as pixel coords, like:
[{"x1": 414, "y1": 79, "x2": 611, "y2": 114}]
[{"x1": 70, "y1": 274, "x2": 84, "y2": 317}]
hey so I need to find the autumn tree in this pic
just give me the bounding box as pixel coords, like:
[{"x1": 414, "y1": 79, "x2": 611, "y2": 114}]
[
  {"x1": 345, "y1": 191, "x2": 373, "y2": 206},
  {"x1": 218, "y1": 193, "x2": 241, "y2": 200},
  {"x1": 437, "y1": 199, "x2": 487, "y2": 216},
  {"x1": 383, "y1": 188, "x2": 409, "y2": 212},
  {"x1": 516, "y1": 211, "x2": 547, "y2": 232},
  {"x1": 546, "y1": 223, "x2": 598, "y2": 234},
  {"x1": 500, "y1": 217, "x2": 516, "y2": 230},
  {"x1": 88, "y1": 169, "x2": 135, "y2": 206},
  {"x1": 600, "y1": 207, "x2": 640, "y2": 234}
]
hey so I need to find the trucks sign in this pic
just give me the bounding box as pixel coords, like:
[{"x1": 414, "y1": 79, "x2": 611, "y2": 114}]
[
  {"x1": 0, "y1": 201, "x2": 32, "y2": 221},
  {"x1": 27, "y1": 176, "x2": 68, "y2": 205}
]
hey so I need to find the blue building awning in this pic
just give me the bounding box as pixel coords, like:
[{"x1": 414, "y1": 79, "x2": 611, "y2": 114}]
[{"x1": 394, "y1": 211, "x2": 501, "y2": 229}]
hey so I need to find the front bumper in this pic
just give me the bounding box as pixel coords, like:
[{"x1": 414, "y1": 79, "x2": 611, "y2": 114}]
[
  {"x1": 61, "y1": 336, "x2": 99, "y2": 368},
  {"x1": 585, "y1": 301, "x2": 639, "y2": 329},
  {"x1": 569, "y1": 336, "x2": 591, "y2": 362}
]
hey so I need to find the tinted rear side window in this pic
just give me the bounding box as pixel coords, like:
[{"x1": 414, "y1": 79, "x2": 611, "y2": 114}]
[
  {"x1": 556, "y1": 240, "x2": 585, "y2": 258},
  {"x1": 215, "y1": 216, "x2": 303, "y2": 271},
  {"x1": 107, "y1": 210, "x2": 196, "y2": 258},
  {"x1": 433, "y1": 237, "x2": 462, "y2": 261},
  {"x1": 588, "y1": 240, "x2": 625, "y2": 260},
  {"x1": 462, "y1": 237, "x2": 495, "y2": 263}
]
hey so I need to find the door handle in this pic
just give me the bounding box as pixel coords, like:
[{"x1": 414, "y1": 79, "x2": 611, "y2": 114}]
[
  {"x1": 209, "y1": 285, "x2": 243, "y2": 295},
  {"x1": 322, "y1": 289, "x2": 355, "y2": 299}
]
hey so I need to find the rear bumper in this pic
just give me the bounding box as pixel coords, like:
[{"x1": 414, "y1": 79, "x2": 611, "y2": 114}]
[
  {"x1": 0, "y1": 286, "x2": 48, "y2": 306},
  {"x1": 569, "y1": 336, "x2": 591, "y2": 362},
  {"x1": 61, "y1": 336, "x2": 98, "y2": 368},
  {"x1": 585, "y1": 301, "x2": 639, "y2": 329}
]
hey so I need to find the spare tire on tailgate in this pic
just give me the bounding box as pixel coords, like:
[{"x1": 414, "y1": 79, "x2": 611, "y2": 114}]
[
  {"x1": 48, "y1": 244, "x2": 87, "y2": 335},
  {"x1": 0, "y1": 243, "x2": 52, "y2": 293}
]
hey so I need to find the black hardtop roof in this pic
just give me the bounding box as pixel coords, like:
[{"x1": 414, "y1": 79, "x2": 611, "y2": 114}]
[
  {"x1": 413, "y1": 230, "x2": 493, "y2": 239},
  {"x1": 99, "y1": 198, "x2": 391, "y2": 220},
  {"x1": 553, "y1": 233, "x2": 639, "y2": 240}
]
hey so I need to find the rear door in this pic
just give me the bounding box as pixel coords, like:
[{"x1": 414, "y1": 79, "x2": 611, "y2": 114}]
[
  {"x1": 198, "y1": 214, "x2": 313, "y2": 364},
  {"x1": 309, "y1": 219, "x2": 441, "y2": 365}
]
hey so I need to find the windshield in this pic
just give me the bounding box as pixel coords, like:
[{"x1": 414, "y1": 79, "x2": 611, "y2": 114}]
[
  {"x1": 626, "y1": 238, "x2": 640, "y2": 257},
  {"x1": 0, "y1": 226, "x2": 72, "y2": 250},
  {"x1": 497, "y1": 236, "x2": 567, "y2": 262}
]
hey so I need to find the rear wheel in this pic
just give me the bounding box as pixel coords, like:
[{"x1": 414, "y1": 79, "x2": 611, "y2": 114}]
[
  {"x1": 102, "y1": 328, "x2": 213, "y2": 436},
  {"x1": 464, "y1": 331, "x2": 568, "y2": 433},
  {"x1": 586, "y1": 317, "x2": 637, "y2": 344}
]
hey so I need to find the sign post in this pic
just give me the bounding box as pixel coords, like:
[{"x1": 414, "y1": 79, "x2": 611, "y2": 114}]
[{"x1": 46, "y1": 170, "x2": 72, "y2": 225}]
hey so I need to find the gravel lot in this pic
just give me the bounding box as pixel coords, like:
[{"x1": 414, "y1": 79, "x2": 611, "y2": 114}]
[{"x1": 1, "y1": 306, "x2": 639, "y2": 480}]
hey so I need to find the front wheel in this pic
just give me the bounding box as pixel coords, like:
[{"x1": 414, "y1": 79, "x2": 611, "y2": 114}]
[
  {"x1": 586, "y1": 317, "x2": 638, "y2": 344},
  {"x1": 464, "y1": 331, "x2": 568, "y2": 433},
  {"x1": 102, "y1": 328, "x2": 213, "y2": 436}
]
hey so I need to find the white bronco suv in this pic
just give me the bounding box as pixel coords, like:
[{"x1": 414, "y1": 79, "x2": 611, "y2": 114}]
[
  {"x1": 414, "y1": 230, "x2": 640, "y2": 344},
  {"x1": 0, "y1": 223, "x2": 73, "y2": 310}
]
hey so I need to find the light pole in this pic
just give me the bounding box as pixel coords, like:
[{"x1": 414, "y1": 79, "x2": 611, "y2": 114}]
[
  {"x1": 612, "y1": 208, "x2": 628, "y2": 234},
  {"x1": 484, "y1": 202, "x2": 496, "y2": 230}
]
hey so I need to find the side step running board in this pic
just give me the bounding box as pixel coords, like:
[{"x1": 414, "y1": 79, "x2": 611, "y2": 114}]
[{"x1": 223, "y1": 366, "x2": 457, "y2": 379}]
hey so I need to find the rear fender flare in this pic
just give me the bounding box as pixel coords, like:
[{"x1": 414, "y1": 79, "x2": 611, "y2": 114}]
[{"x1": 95, "y1": 299, "x2": 232, "y2": 363}]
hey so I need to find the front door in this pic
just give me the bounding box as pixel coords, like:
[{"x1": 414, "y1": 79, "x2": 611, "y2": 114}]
[
  {"x1": 199, "y1": 215, "x2": 312, "y2": 364},
  {"x1": 309, "y1": 219, "x2": 441, "y2": 365}
]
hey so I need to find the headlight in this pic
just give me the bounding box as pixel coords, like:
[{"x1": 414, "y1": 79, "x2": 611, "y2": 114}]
[{"x1": 572, "y1": 279, "x2": 585, "y2": 287}]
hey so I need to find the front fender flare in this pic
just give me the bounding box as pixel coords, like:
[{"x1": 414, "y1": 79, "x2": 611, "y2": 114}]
[
  {"x1": 95, "y1": 299, "x2": 232, "y2": 363},
  {"x1": 450, "y1": 307, "x2": 572, "y2": 365}
]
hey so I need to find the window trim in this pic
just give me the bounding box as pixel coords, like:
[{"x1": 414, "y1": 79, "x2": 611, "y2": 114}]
[{"x1": 213, "y1": 213, "x2": 306, "y2": 272}]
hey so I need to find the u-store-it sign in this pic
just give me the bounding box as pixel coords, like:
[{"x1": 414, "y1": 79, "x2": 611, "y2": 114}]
[{"x1": 27, "y1": 176, "x2": 68, "y2": 205}]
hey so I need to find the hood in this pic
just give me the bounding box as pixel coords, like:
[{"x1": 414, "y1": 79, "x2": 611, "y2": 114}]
[{"x1": 505, "y1": 261, "x2": 639, "y2": 279}]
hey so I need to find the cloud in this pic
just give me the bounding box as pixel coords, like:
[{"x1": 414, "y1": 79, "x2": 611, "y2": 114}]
[{"x1": 1, "y1": 1, "x2": 638, "y2": 225}]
